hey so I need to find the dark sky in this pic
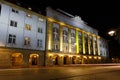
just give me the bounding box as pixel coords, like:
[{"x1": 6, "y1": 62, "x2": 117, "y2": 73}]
[
  {"x1": 5, "y1": 0, "x2": 120, "y2": 57},
  {"x1": 6, "y1": 0, "x2": 120, "y2": 39}
]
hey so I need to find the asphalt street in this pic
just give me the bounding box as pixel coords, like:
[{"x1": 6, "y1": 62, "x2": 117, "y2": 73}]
[{"x1": 0, "y1": 64, "x2": 120, "y2": 80}]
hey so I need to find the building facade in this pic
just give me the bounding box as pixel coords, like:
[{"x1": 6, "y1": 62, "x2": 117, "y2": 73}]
[
  {"x1": 0, "y1": 1, "x2": 109, "y2": 68},
  {"x1": 45, "y1": 7, "x2": 109, "y2": 66},
  {"x1": 0, "y1": 1, "x2": 46, "y2": 67},
  {"x1": 100, "y1": 37, "x2": 109, "y2": 63}
]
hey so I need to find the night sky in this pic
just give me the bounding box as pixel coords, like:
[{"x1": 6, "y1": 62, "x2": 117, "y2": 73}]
[{"x1": 5, "y1": 0, "x2": 120, "y2": 58}]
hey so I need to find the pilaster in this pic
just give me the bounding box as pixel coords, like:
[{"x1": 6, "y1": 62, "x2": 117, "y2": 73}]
[
  {"x1": 82, "y1": 31, "x2": 85, "y2": 54},
  {"x1": 47, "y1": 20, "x2": 53, "y2": 50},
  {"x1": 76, "y1": 29, "x2": 79, "y2": 54},
  {"x1": 60, "y1": 25, "x2": 63, "y2": 52}
]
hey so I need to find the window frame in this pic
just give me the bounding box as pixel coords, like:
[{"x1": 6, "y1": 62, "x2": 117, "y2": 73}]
[
  {"x1": 24, "y1": 37, "x2": 30, "y2": 45},
  {"x1": 10, "y1": 20, "x2": 17, "y2": 27},
  {"x1": 12, "y1": 8, "x2": 19, "y2": 14},
  {"x1": 8, "y1": 34, "x2": 16, "y2": 44}
]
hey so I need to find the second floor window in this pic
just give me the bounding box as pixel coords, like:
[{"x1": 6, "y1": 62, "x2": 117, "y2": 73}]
[
  {"x1": 63, "y1": 30, "x2": 68, "y2": 43},
  {"x1": 37, "y1": 39, "x2": 42, "y2": 48},
  {"x1": 24, "y1": 37, "x2": 30, "y2": 45},
  {"x1": 71, "y1": 33, "x2": 75, "y2": 44},
  {"x1": 25, "y1": 24, "x2": 31, "y2": 30},
  {"x1": 8, "y1": 34, "x2": 16, "y2": 44},
  {"x1": 10, "y1": 20, "x2": 17, "y2": 27},
  {"x1": 53, "y1": 27, "x2": 59, "y2": 41}
]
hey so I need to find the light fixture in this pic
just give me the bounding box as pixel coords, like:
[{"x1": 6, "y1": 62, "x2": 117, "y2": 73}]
[{"x1": 108, "y1": 30, "x2": 115, "y2": 36}]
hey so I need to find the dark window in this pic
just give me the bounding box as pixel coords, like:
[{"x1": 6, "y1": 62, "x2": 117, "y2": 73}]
[
  {"x1": 12, "y1": 8, "x2": 19, "y2": 13},
  {"x1": 12, "y1": 9, "x2": 15, "y2": 13},
  {"x1": 38, "y1": 27, "x2": 43, "y2": 33},
  {"x1": 8, "y1": 34, "x2": 16, "y2": 44},
  {"x1": 0, "y1": 4, "x2": 1, "y2": 15},
  {"x1": 10, "y1": 20, "x2": 17, "y2": 27},
  {"x1": 37, "y1": 39, "x2": 42, "y2": 48}
]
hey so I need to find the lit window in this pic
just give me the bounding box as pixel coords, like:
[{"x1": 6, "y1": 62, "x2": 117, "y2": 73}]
[
  {"x1": 54, "y1": 44, "x2": 59, "y2": 51},
  {"x1": 71, "y1": 33, "x2": 75, "y2": 44},
  {"x1": 24, "y1": 37, "x2": 30, "y2": 45},
  {"x1": 25, "y1": 24, "x2": 31, "y2": 30},
  {"x1": 53, "y1": 27, "x2": 59, "y2": 41},
  {"x1": 10, "y1": 20, "x2": 17, "y2": 27},
  {"x1": 63, "y1": 30, "x2": 68, "y2": 43},
  {"x1": 8, "y1": 34, "x2": 16, "y2": 44}
]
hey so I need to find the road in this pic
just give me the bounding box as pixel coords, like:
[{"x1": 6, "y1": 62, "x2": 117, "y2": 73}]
[{"x1": 0, "y1": 64, "x2": 120, "y2": 80}]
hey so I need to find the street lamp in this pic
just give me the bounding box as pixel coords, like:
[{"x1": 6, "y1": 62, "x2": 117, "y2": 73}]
[
  {"x1": 108, "y1": 28, "x2": 120, "y2": 44},
  {"x1": 108, "y1": 30, "x2": 116, "y2": 36}
]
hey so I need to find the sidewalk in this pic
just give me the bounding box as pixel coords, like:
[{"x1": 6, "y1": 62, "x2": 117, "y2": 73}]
[{"x1": 0, "y1": 63, "x2": 120, "y2": 69}]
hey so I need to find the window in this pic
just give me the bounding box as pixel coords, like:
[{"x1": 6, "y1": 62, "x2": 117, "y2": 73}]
[
  {"x1": 38, "y1": 27, "x2": 43, "y2": 33},
  {"x1": 10, "y1": 20, "x2": 17, "y2": 27},
  {"x1": 37, "y1": 39, "x2": 42, "y2": 48},
  {"x1": 53, "y1": 27, "x2": 59, "y2": 41},
  {"x1": 8, "y1": 34, "x2": 16, "y2": 44},
  {"x1": 12, "y1": 8, "x2": 19, "y2": 13},
  {"x1": 25, "y1": 24, "x2": 31, "y2": 30},
  {"x1": 54, "y1": 44, "x2": 58, "y2": 51},
  {"x1": 63, "y1": 30, "x2": 68, "y2": 43},
  {"x1": 71, "y1": 33, "x2": 75, "y2": 44},
  {"x1": 0, "y1": 4, "x2": 1, "y2": 15},
  {"x1": 24, "y1": 37, "x2": 30, "y2": 45}
]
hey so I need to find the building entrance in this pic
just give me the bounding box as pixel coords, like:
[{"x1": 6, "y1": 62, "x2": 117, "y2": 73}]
[
  {"x1": 64, "y1": 56, "x2": 67, "y2": 64},
  {"x1": 29, "y1": 54, "x2": 39, "y2": 65}
]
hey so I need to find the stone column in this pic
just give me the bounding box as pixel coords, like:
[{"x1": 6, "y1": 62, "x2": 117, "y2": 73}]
[
  {"x1": 76, "y1": 29, "x2": 79, "y2": 54},
  {"x1": 88, "y1": 34, "x2": 90, "y2": 55},
  {"x1": 97, "y1": 36, "x2": 100, "y2": 55},
  {"x1": 82, "y1": 31, "x2": 85, "y2": 54},
  {"x1": 60, "y1": 26, "x2": 63, "y2": 52},
  {"x1": 68, "y1": 28, "x2": 71, "y2": 53},
  {"x1": 47, "y1": 20, "x2": 53, "y2": 50},
  {"x1": 92, "y1": 35, "x2": 95, "y2": 55}
]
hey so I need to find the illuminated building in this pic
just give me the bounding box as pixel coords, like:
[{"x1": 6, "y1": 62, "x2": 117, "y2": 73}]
[
  {"x1": 0, "y1": 1, "x2": 109, "y2": 67},
  {"x1": 45, "y1": 7, "x2": 109, "y2": 65},
  {"x1": 0, "y1": 0, "x2": 46, "y2": 67},
  {"x1": 100, "y1": 37, "x2": 109, "y2": 62}
]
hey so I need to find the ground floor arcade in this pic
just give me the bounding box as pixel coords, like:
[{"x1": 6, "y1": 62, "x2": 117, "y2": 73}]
[
  {"x1": 46, "y1": 52, "x2": 103, "y2": 66},
  {"x1": 0, "y1": 47, "x2": 45, "y2": 68}
]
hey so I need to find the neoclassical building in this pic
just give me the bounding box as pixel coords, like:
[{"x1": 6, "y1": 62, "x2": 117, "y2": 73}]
[
  {"x1": 45, "y1": 7, "x2": 109, "y2": 66},
  {"x1": 0, "y1": 0, "x2": 46, "y2": 67},
  {"x1": 0, "y1": 0, "x2": 109, "y2": 68}
]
